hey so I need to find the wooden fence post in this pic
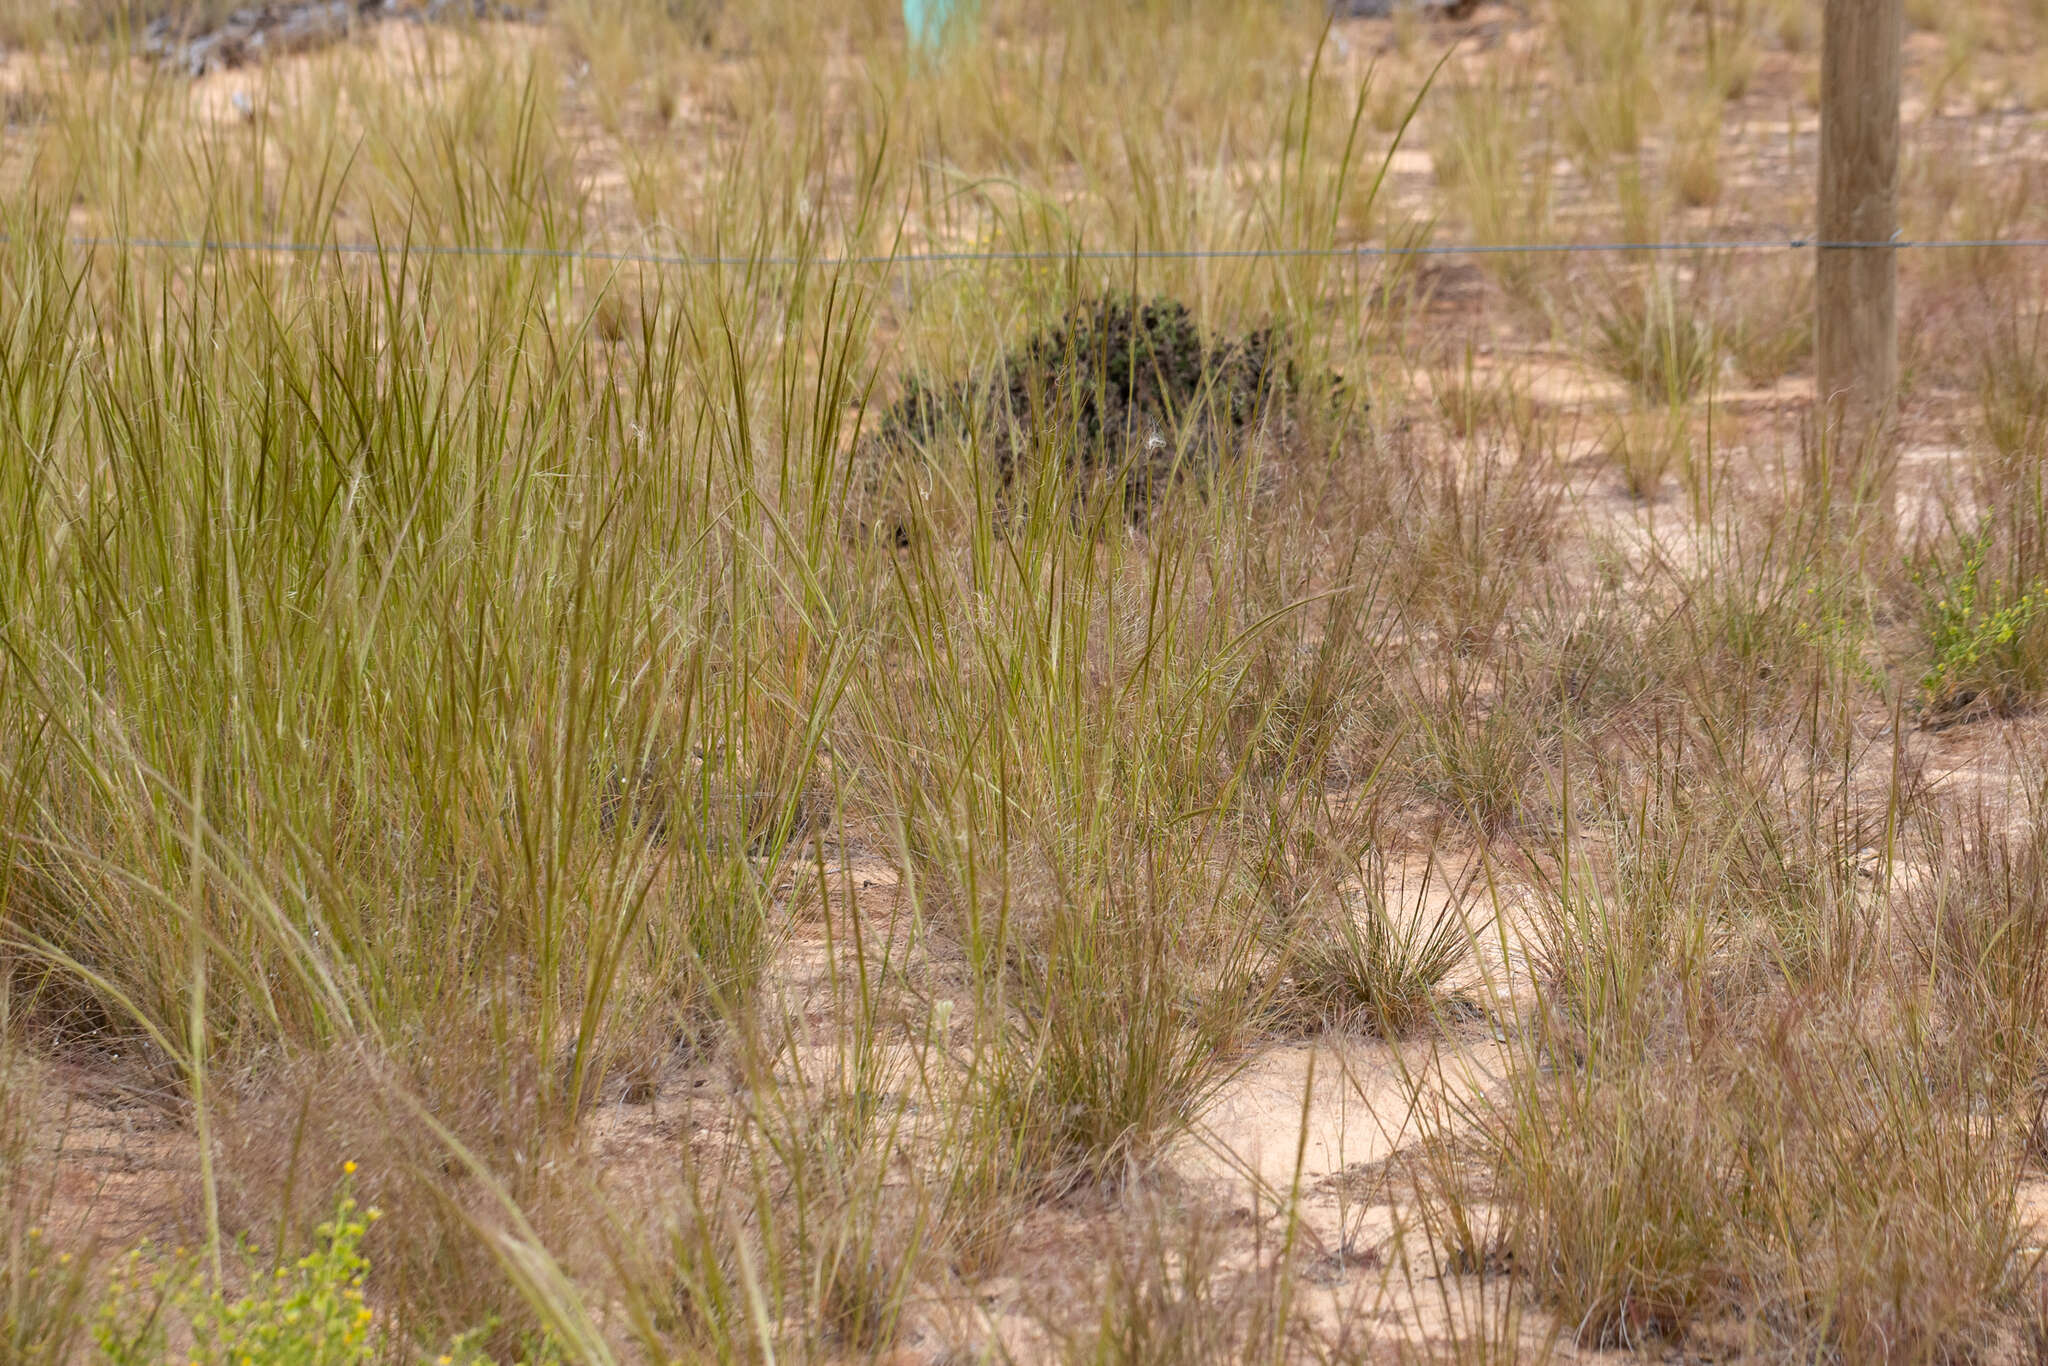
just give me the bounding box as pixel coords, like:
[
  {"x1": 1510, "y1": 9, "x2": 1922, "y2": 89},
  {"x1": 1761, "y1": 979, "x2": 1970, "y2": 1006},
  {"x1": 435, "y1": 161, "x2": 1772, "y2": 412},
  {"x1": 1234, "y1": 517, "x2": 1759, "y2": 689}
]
[{"x1": 1816, "y1": 0, "x2": 1905, "y2": 528}]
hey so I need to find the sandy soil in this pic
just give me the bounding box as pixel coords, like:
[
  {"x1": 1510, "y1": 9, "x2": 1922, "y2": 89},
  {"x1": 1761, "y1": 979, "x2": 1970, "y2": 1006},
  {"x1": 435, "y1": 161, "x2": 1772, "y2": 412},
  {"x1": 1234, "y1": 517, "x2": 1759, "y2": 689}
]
[{"x1": 8, "y1": 2, "x2": 2048, "y2": 1357}]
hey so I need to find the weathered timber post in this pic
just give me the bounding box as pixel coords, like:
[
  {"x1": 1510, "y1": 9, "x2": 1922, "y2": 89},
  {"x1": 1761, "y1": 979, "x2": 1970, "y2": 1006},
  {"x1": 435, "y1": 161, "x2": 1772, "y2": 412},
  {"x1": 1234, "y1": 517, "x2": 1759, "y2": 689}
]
[{"x1": 1816, "y1": 0, "x2": 1905, "y2": 529}]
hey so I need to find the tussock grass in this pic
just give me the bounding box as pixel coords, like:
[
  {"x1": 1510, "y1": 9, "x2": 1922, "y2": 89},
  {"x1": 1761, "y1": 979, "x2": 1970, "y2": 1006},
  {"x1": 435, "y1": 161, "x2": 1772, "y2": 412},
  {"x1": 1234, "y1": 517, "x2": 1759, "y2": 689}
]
[
  {"x1": 1716, "y1": 255, "x2": 1815, "y2": 388},
  {"x1": 1477, "y1": 733, "x2": 2030, "y2": 1357},
  {"x1": 1604, "y1": 404, "x2": 1689, "y2": 500},
  {"x1": 1, "y1": 0, "x2": 2046, "y2": 1360},
  {"x1": 1911, "y1": 801, "x2": 2048, "y2": 1091},
  {"x1": 1062, "y1": 1202, "x2": 1298, "y2": 1366},
  {"x1": 1585, "y1": 269, "x2": 1718, "y2": 405},
  {"x1": 1390, "y1": 439, "x2": 1561, "y2": 655},
  {"x1": 1553, "y1": 0, "x2": 1670, "y2": 163},
  {"x1": 1276, "y1": 854, "x2": 1482, "y2": 1037},
  {"x1": 1980, "y1": 300, "x2": 2048, "y2": 475},
  {"x1": 1429, "y1": 64, "x2": 1554, "y2": 297}
]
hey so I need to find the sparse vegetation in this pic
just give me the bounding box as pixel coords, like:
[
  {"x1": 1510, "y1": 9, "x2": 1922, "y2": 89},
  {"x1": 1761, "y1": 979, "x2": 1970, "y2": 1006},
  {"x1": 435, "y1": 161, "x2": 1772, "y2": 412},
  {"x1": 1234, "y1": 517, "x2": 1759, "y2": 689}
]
[{"x1": 2, "y1": 0, "x2": 2047, "y2": 1361}]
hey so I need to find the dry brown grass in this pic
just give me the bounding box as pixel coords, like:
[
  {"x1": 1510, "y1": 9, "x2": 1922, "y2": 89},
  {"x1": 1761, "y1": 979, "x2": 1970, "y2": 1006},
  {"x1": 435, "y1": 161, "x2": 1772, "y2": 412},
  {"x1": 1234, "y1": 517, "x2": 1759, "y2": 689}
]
[{"x1": 1, "y1": 1, "x2": 2047, "y2": 1362}]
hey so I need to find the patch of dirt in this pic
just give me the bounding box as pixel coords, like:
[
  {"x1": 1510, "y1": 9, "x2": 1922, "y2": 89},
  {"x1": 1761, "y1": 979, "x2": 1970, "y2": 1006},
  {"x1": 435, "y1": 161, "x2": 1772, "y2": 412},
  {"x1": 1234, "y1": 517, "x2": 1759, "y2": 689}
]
[{"x1": 30, "y1": 1059, "x2": 198, "y2": 1252}]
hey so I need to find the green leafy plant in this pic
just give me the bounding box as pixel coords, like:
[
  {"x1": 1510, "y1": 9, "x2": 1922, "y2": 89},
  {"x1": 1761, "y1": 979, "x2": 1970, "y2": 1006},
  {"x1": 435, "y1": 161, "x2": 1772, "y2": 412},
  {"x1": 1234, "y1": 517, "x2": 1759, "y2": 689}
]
[
  {"x1": 96, "y1": 1188, "x2": 383, "y2": 1366},
  {"x1": 1919, "y1": 530, "x2": 2048, "y2": 718},
  {"x1": 2, "y1": 1223, "x2": 92, "y2": 1366},
  {"x1": 92, "y1": 1182, "x2": 524, "y2": 1366}
]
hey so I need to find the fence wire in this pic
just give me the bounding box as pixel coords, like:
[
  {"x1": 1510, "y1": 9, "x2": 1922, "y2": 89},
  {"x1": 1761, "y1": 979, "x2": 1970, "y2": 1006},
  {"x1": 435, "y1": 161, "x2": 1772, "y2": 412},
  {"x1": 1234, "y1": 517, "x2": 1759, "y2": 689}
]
[{"x1": 32, "y1": 232, "x2": 2048, "y2": 270}]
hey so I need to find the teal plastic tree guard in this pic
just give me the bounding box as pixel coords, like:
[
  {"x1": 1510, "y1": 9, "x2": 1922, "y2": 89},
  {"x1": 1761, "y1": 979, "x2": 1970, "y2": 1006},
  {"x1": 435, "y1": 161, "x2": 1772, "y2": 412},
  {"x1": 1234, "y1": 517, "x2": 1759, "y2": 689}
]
[{"x1": 904, "y1": 0, "x2": 974, "y2": 52}]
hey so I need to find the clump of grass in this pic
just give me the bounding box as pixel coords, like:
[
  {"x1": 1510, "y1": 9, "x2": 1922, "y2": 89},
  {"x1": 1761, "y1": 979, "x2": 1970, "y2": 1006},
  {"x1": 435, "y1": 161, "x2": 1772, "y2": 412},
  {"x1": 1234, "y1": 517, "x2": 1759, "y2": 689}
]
[
  {"x1": 1494, "y1": 1060, "x2": 1731, "y2": 1349},
  {"x1": 1728, "y1": 1014, "x2": 2034, "y2": 1364},
  {"x1": 1260, "y1": 617, "x2": 1398, "y2": 787},
  {"x1": 1391, "y1": 441, "x2": 1561, "y2": 655},
  {"x1": 1495, "y1": 1003, "x2": 2036, "y2": 1358},
  {"x1": 1668, "y1": 501, "x2": 1876, "y2": 708},
  {"x1": 1586, "y1": 271, "x2": 1718, "y2": 405},
  {"x1": 1671, "y1": 137, "x2": 1722, "y2": 210},
  {"x1": 1420, "y1": 1274, "x2": 1554, "y2": 1365},
  {"x1": 1412, "y1": 695, "x2": 1550, "y2": 834},
  {"x1": 1943, "y1": 160, "x2": 2040, "y2": 284},
  {"x1": 555, "y1": 0, "x2": 723, "y2": 134},
  {"x1": 1979, "y1": 303, "x2": 2048, "y2": 476},
  {"x1": 1716, "y1": 256, "x2": 1814, "y2": 387},
  {"x1": 1428, "y1": 353, "x2": 1539, "y2": 448},
  {"x1": 1480, "y1": 741, "x2": 2032, "y2": 1358},
  {"x1": 1909, "y1": 802, "x2": 2048, "y2": 1092},
  {"x1": 980, "y1": 858, "x2": 1266, "y2": 1190},
  {"x1": 1605, "y1": 404, "x2": 1689, "y2": 500},
  {"x1": 780, "y1": 1119, "x2": 929, "y2": 1356},
  {"x1": 1697, "y1": 0, "x2": 1758, "y2": 100},
  {"x1": 1277, "y1": 857, "x2": 1481, "y2": 1037},
  {"x1": 1507, "y1": 861, "x2": 1705, "y2": 1280},
  {"x1": 1764, "y1": 0, "x2": 1819, "y2": 51},
  {"x1": 1065, "y1": 1204, "x2": 1296, "y2": 1366},
  {"x1": 1430, "y1": 66, "x2": 1554, "y2": 293},
  {"x1": 1520, "y1": 578, "x2": 1664, "y2": 721},
  {"x1": 1554, "y1": 0, "x2": 1671, "y2": 162},
  {"x1": 1671, "y1": 106, "x2": 1724, "y2": 208}
]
